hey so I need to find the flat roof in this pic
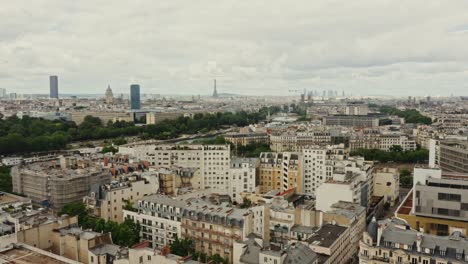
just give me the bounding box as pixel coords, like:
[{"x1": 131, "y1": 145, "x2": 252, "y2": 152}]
[
  {"x1": 0, "y1": 244, "x2": 78, "y2": 264},
  {"x1": 306, "y1": 224, "x2": 348, "y2": 248}
]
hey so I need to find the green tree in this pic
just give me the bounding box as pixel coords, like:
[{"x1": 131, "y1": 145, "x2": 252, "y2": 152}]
[
  {"x1": 0, "y1": 167, "x2": 12, "y2": 193},
  {"x1": 170, "y1": 237, "x2": 194, "y2": 256},
  {"x1": 389, "y1": 145, "x2": 403, "y2": 152},
  {"x1": 399, "y1": 168, "x2": 413, "y2": 187},
  {"x1": 59, "y1": 202, "x2": 140, "y2": 247},
  {"x1": 59, "y1": 202, "x2": 89, "y2": 223},
  {"x1": 102, "y1": 145, "x2": 118, "y2": 154},
  {"x1": 240, "y1": 197, "x2": 252, "y2": 209}
]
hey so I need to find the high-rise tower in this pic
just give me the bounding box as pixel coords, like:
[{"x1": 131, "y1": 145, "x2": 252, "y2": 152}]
[
  {"x1": 130, "y1": 84, "x2": 141, "y2": 110},
  {"x1": 49, "y1": 75, "x2": 58, "y2": 99}
]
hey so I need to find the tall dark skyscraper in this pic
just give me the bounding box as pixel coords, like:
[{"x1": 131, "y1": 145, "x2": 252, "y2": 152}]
[
  {"x1": 130, "y1": 84, "x2": 141, "y2": 110},
  {"x1": 49, "y1": 75, "x2": 58, "y2": 99}
]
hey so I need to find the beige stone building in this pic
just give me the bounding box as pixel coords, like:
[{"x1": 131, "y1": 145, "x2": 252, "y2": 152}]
[
  {"x1": 83, "y1": 174, "x2": 157, "y2": 223},
  {"x1": 259, "y1": 152, "x2": 302, "y2": 193},
  {"x1": 373, "y1": 167, "x2": 399, "y2": 206},
  {"x1": 359, "y1": 218, "x2": 468, "y2": 264},
  {"x1": 119, "y1": 144, "x2": 231, "y2": 192},
  {"x1": 181, "y1": 200, "x2": 253, "y2": 263},
  {"x1": 70, "y1": 111, "x2": 133, "y2": 125},
  {"x1": 146, "y1": 112, "x2": 184, "y2": 125},
  {"x1": 16, "y1": 214, "x2": 116, "y2": 264},
  {"x1": 225, "y1": 132, "x2": 269, "y2": 147}
]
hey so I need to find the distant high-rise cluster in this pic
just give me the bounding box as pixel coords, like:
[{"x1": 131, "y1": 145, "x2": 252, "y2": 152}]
[
  {"x1": 49, "y1": 75, "x2": 58, "y2": 99},
  {"x1": 130, "y1": 84, "x2": 141, "y2": 110}
]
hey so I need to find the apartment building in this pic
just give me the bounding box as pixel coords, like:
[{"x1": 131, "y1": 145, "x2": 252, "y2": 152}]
[
  {"x1": 396, "y1": 167, "x2": 468, "y2": 236},
  {"x1": 349, "y1": 130, "x2": 417, "y2": 152},
  {"x1": 316, "y1": 157, "x2": 374, "y2": 212},
  {"x1": 373, "y1": 167, "x2": 399, "y2": 206},
  {"x1": 124, "y1": 195, "x2": 185, "y2": 249},
  {"x1": 302, "y1": 144, "x2": 347, "y2": 194},
  {"x1": 268, "y1": 198, "x2": 298, "y2": 246},
  {"x1": 305, "y1": 224, "x2": 351, "y2": 264},
  {"x1": 359, "y1": 218, "x2": 468, "y2": 264},
  {"x1": 225, "y1": 132, "x2": 269, "y2": 147},
  {"x1": 230, "y1": 158, "x2": 259, "y2": 203},
  {"x1": 83, "y1": 174, "x2": 157, "y2": 223},
  {"x1": 119, "y1": 144, "x2": 231, "y2": 192},
  {"x1": 259, "y1": 152, "x2": 302, "y2": 193},
  {"x1": 323, "y1": 115, "x2": 379, "y2": 127},
  {"x1": 146, "y1": 112, "x2": 183, "y2": 125},
  {"x1": 269, "y1": 131, "x2": 332, "y2": 152},
  {"x1": 0, "y1": 212, "x2": 19, "y2": 248},
  {"x1": 428, "y1": 138, "x2": 441, "y2": 168},
  {"x1": 0, "y1": 243, "x2": 81, "y2": 264},
  {"x1": 181, "y1": 200, "x2": 252, "y2": 263},
  {"x1": 16, "y1": 213, "x2": 116, "y2": 264},
  {"x1": 323, "y1": 201, "x2": 366, "y2": 261},
  {"x1": 112, "y1": 241, "x2": 198, "y2": 264},
  {"x1": 233, "y1": 239, "x2": 318, "y2": 264},
  {"x1": 378, "y1": 133, "x2": 417, "y2": 151},
  {"x1": 11, "y1": 156, "x2": 111, "y2": 210},
  {"x1": 439, "y1": 139, "x2": 468, "y2": 173},
  {"x1": 349, "y1": 129, "x2": 381, "y2": 150},
  {"x1": 156, "y1": 167, "x2": 202, "y2": 196},
  {"x1": 70, "y1": 111, "x2": 133, "y2": 125},
  {"x1": 345, "y1": 103, "x2": 369, "y2": 116}
]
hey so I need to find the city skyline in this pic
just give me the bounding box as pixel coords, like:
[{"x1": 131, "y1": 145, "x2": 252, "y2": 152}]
[{"x1": 1, "y1": 1, "x2": 468, "y2": 96}]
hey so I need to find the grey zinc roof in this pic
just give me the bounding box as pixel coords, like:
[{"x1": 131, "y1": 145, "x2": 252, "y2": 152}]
[
  {"x1": 90, "y1": 244, "x2": 120, "y2": 256},
  {"x1": 239, "y1": 238, "x2": 317, "y2": 264},
  {"x1": 138, "y1": 194, "x2": 186, "y2": 208},
  {"x1": 290, "y1": 225, "x2": 317, "y2": 235},
  {"x1": 283, "y1": 243, "x2": 318, "y2": 264},
  {"x1": 379, "y1": 219, "x2": 468, "y2": 261},
  {"x1": 239, "y1": 238, "x2": 261, "y2": 264},
  {"x1": 306, "y1": 224, "x2": 348, "y2": 248},
  {"x1": 231, "y1": 157, "x2": 259, "y2": 167}
]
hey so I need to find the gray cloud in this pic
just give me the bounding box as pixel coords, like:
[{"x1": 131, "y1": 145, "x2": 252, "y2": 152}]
[{"x1": 1, "y1": 0, "x2": 468, "y2": 96}]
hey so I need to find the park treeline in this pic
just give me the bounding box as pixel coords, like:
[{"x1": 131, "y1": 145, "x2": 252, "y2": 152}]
[
  {"x1": 0, "y1": 106, "x2": 280, "y2": 155},
  {"x1": 378, "y1": 106, "x2": 432, "y2": 124},
  {"x1": 351, "y1": 147, "x2": 429, "y2": 163}
]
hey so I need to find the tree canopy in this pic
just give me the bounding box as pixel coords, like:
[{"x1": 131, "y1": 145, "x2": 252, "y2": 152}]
[
  {"x1": 378, "y1": 106, "x2": 432, "y2": 125},
  {"x1": 0, "y1": 106, "x2": 281, "y2": 155},
  {"x1": 351, "y1": 148, "x2": 428, "y2": 163},
  {"x1": 0, "y1": 167, "x2": 12, "y2": 193},
  {"x1": 59, "y1": 202, "x2": 140, "y2": 247}
]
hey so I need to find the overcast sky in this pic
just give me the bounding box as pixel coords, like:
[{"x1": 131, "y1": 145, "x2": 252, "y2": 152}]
[{"x1": 2, "y1": 1, "x2": 468, "y2": 96}]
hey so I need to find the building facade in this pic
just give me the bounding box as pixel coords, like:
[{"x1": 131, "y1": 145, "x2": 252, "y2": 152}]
[
  {"x1": 124, "y1": 195, "x2": 184, "y2": 249},
  {"x1": 259, "y1": 152, "x2": 302, "y2": 193},
  {"x1": 83, "y1": 175, "x2": 156, "y2": 223},
  {"x1": 359, "y1": 218, "x2": 468, "y2": 264},
  {"x1": 230, "y1": 158, "x2": 259, "y2": 203},
  {"x1": 439, "y1": 139, "x2": 468, "y2": 173},
  {"x1": 11, "y1": 156, "x2": 111, "y2": 210},
  {"x1": 120, "y1": 144, "x2": 231, "y2": 193}
]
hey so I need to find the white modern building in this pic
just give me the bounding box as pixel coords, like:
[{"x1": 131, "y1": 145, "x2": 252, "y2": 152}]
[
  {"x1": 230, "y1": 158, "x2": 259, "y2": 203},
  {"x1": 119, "y1": 144, "x2": 231, "y2": 192},
  {"x1": 302, "y1": 144, "x2": 347, "y2": 194},
  {"x1": 123, "y1": 194, "x2": 184, "y2": 249}
]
